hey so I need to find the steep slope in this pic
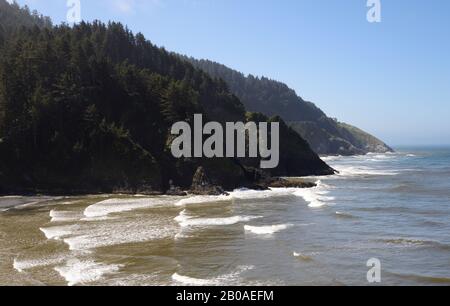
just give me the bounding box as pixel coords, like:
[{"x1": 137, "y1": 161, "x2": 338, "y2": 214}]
[
  {"x1": 336, "y1": 122, "x2": 394, "y2": 154},
  {"x1": 184, "y1": 57, "x2": 393, "y2": 156},
  {"x1": 0, "y1": 1, "x2": 333, "y2": 194}
]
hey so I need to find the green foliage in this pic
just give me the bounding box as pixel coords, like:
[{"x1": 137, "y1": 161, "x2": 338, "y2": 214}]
[{"x1": 181, "y1": 57, "x2": 326, "y2": 122}]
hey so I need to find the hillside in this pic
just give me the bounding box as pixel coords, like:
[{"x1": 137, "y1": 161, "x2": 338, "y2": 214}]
[
  {"x1": 0, "y1": 1, "x2": 333, "y2": 194},
  {"x1": 183, "y1": 58, "x2": 393, "y2": 156}
]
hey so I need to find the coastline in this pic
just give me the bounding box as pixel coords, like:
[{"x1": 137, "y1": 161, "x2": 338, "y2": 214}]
[
  {"x1": 1, "y1": 151, "x2": 398, "y2": 202},
  {"x1": 0, "y1": 177, "x2": 318, "y2": 199}
]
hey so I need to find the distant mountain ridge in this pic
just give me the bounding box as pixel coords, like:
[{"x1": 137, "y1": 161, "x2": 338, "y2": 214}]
[{"x1": 183, "y1": 58, "x2": 393, "y2": 156}]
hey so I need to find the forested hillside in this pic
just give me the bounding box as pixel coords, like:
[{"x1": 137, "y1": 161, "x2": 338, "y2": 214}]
[
  {"x1": 0, "y1": 0, "x2": 333, "y2": 194},
  {"x1": 184, "y1": 57, "x2": 393, "y2": 156}
]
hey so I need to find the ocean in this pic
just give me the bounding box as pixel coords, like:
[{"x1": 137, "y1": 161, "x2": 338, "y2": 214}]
[{"x1": 1, "y1": 147, "x2": 449, "y2": 286}]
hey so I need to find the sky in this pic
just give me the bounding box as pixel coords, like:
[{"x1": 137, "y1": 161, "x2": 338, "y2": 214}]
[{"x1": 13, "y1": 0, "x2": 450, "y2": 146}]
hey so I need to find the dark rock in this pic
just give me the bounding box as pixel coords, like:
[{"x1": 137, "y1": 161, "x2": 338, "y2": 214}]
[
  {"x1": 190, "y1": 167, "x2": 228, "y2": 196},
  {"x1": 267, "y1": 177, "x2": 316, "y2": 188},
  {"x1": 192, "y1": 166, "x2": 211, "y2": 188},
  {"x1": 166, "y1": 188, "x2": 188, "y2": 196},
  {"x1": 165, "y1": 180, "x2": 188, "y2": 196}
]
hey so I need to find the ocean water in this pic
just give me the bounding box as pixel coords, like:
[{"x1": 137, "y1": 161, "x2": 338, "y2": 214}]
[{"x1": 1, "y1": 147, "x2": 449, "y2": 286}]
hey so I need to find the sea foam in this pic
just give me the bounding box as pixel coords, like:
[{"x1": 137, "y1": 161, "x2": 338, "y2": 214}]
[
  {"x1": 175, "y1": 195, "x2": 231, "y2": 207},
  {"x1": 13, "y1": 256, "x2": 66, "y2": 273},
  {"x1": 178, "y1": 215, "x2": 261, "y2": 228},
  {"x1": 229, "y1": 188, "x2": 295, "y2": 200},
  {"x1": 62, "y1": 219, "x2": 178, "y2": 251},
  {"x1": 244, "y1": 224, "x2": 292, "y2": 235},
  {"x1": 292, "y1": 180, "x2": 334, "y2": 208},
  {"x1": 41, "y1": 214, "x2": 178, "y2": 252},
  {"x1": 334, "y1": 165, "x2": 398, "y2": 177},
  {"x1": 54, "y1": 259, "x2": 122, "y2": 286},
  {"x1": 40, "y1": 225, "x2": 76, "y2": 240},
  {"x1": 50, "y1": 210, "x2": 82, "y2": 223},
  {"x1": 172, "y1": 266, "x2": 254, "y2": 286},
  {"x1": 83, "y1": 197, "x2": 174, "y2": 218},
  {"x1": 175, "y1": 188, "x2": 299, "y2": 207},
  {"x1": 172, "y1": 273, "x2": 215, "y2": 286}
]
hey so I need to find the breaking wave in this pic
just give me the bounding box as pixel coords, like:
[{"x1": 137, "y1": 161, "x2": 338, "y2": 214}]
[
  {"x1": 13, "y1": 256, "x2": 66, "y2": 273},
  {"x1": 54, "y1": 259, "x2": 122, "y2": 286},
  {"x1": 50, "y1": 210, "x2": 82, "y2": 223},
  {"x1": 335, "y1": 165, "x2": 399, "y2": 177},
  {"x1": 176, "y1": 213, "x2": 261, "y2": 228},
  {"x1": 244, "y1": 224, "x2": 292, "y2": 235},
  {"x1": 83, "y1": 197, "x2": 175, "y2": 218},
  {"x1": 175, "y1": 195, "x2": 231, "y2": 207},
  {"x1": 293, "y1": 252, "x2": 314, "y2": 262},
  {"x1": 293, "y1": 180, "x2": 334, "y2": 208},
  {"x1": 172, "y1": 266, "x2": 254, "y2": 286},
  {"x1": 40, "y1": 225, "x2": 76, "y2": 240}
]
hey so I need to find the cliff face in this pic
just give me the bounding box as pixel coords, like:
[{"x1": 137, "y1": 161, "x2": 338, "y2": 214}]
[
  {"x1": 184, "y1": 58, "x2": 393, "y2": 156},
  {"x1": 335, "y1": 123, "x2": 394, "y2": 154},
  {"x1": 289, "y1": 120, "x2": 393, "y2": 156},
  {"x1": 0, "y1": 1, "x2": 333, "y2": 194}
]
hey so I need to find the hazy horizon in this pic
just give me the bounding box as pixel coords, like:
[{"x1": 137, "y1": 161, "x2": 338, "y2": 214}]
[{"x1": 12, "y1": 0, "x2": 450, "y2": 146}]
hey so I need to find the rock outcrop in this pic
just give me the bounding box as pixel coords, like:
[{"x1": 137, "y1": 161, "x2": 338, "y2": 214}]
[{"x1": 190, "y1": 167, "x2": 228, "y2": 196}]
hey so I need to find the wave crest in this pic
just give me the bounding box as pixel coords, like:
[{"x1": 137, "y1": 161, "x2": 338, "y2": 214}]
[{"x1": 244, "y1": 224, "x2": 292, "y2": 235}]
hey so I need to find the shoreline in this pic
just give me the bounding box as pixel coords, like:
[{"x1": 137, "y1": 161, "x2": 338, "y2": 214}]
[
  {"x1": 319, "y1": 150, "x2": 396, "y2": 158},
  {"x1": 3, "y1": 151, "x2": 405, "y2": 200},
  {"x1": 0, "y1": 177, "x2": 318, "y2": 199}
]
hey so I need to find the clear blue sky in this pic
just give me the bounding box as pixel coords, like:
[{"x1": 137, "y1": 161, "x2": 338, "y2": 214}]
[{"x1": 15, "y1": 0, "x2": 450, "y2": 146}]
